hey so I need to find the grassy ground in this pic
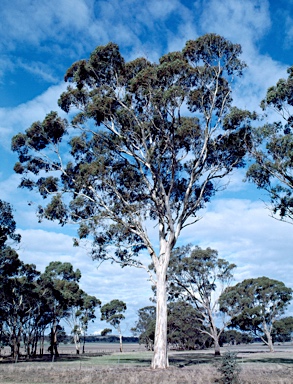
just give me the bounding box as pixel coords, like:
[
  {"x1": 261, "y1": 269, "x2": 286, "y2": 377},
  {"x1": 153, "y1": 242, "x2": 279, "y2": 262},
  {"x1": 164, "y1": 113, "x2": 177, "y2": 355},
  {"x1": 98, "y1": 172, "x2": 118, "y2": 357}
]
[{"x1": 1, "y1": 343, "x2": 293, "y2": 383}]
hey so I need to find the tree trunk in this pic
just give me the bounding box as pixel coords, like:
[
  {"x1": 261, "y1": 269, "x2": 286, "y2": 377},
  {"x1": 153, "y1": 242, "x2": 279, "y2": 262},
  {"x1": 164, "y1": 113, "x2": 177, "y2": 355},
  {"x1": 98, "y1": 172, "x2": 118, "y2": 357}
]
[
  {"x1": 263, "y1": 321, "x2": 274, "y2": 352},
  {"x1": 82, "y1": 333, "x2": 86, "y2": 354},
  {"x1": 74, "y1": 333, "x2": 80, "y2": 354},
  {"x1": 39, "y1": 332, "x2": 44, "y2": 356},
  {"x1": 214, "y1": 337, "x2": 221, "y2": 356},
  {"x1": 210, "y1": 322, "x2": 221, "y2": 356},
  {"x1": 119, "y1": 333, "x2": 123, "y2": 353},
  {"x1": 151, "y1": 266, "x2": 169, "y2": 369},
  {"x1": 50, "y1": 324, "x2": 59, "y2": 357}
]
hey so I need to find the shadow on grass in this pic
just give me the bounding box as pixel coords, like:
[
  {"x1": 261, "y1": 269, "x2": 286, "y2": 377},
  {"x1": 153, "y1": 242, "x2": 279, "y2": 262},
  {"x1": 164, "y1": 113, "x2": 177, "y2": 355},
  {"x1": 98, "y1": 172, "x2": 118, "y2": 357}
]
[
  {"x1": 0, "y1": 353, "x2": 111, "y2": 364},
  {"x1": 245, "y1": 357, "x2": 293, "y2": 365}
]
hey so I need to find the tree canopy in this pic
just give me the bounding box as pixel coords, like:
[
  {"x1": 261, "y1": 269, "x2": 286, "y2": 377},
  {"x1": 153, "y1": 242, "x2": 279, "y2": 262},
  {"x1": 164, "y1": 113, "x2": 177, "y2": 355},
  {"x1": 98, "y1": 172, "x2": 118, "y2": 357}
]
[
  {"x1": 219, "y1": 276, "x2": 292, "y2": 352},
  {"x1": 12, "y1": 34, "x2": 255, "y2": 368},
  {"x1": 168, "y1": 245, "x2": 236, "y2": 355},
  {"x1": 132, "y1": 302, "x2": 212, "y2": 351},
  {"x1": 0, "y1": 202, "x2": 100, "y2": 358},
  {"x1": 101, "y1": 299, "x2": 126, "y2": 352},
  {"x1": 247, "y1": 66, "x2": 293, "y2": 223}
]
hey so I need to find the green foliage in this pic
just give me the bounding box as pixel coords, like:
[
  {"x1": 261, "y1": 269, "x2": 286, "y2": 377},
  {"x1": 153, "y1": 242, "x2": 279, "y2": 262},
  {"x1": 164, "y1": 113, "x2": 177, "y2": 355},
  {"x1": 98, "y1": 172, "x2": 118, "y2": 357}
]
[
  {"x1": 101, "y1": 300, "x2": 126, "y2": 329},
  {"x1": 101, "y1": 328, "x2": 112, "y2": 336},
  {"x1": 220, "y1": 330, "x2": 252, "y2": 346},
  {"x1": 131, "y1": 306, "x2": 156, "y2": 350},
  {"x1": 11, "y1": 34, "x2": 255, "y2": 367},
  {"x1": 219, "y1": 277, "x2": 292, "y2": 351},
  {"x1": 167, "y1": 301, "x2": 212, "y2": 350},
  {"x1": 247, "y1": 65, "x2": 293, "y2": 223},
  {"x1": 132, "y1": 302, "x2": 213, "y2": 351},
  {"x1": 215, "y1": 351, "x2": 241, "y2": 384},
  {"x1": 272, "y1": 316, "x2": 293, "y2": 342},
  {"x1": 0, "y1": 200, "x2": 21, "y2": 249},
  {"x1": 167, "y1": 245, "x2": 236, "y2": 355},
  {"x1": 11, "y1": 35, "x2": 254, "y2": 266}
]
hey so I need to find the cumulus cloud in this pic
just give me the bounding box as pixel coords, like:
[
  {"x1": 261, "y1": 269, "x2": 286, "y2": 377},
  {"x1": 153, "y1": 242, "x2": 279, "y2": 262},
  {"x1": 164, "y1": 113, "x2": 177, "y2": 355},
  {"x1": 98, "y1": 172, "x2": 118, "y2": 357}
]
[
  {"x1": 0, "y1": 82, "x2": 67, "y2": 150},
  {"x1": 180, "y1": 197, "x2": 293, "y2": 287},
  {"x1": 1, "y1": 0, "x2": 293, "y2": 333}
]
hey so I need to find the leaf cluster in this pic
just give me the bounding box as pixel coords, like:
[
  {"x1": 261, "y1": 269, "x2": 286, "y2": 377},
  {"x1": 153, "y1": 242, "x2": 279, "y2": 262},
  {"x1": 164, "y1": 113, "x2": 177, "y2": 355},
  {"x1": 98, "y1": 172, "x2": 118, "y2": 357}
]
[
  {"x1": 248, "y1": 66, "x2": 293, "y2": 223},
  {"x1": 219, "y1": 277, "x2": 292, "y2": 335},
  {"x1": 12, "y1": 34, "x2": 255, "y2": 266}
]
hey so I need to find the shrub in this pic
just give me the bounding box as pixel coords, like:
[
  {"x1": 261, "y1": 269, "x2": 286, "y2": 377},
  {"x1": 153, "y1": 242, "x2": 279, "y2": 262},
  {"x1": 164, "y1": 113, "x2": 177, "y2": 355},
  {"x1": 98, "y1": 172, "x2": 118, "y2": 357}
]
[{"x1": 215, "y1": 351, "x2": 241, "y2": 384}]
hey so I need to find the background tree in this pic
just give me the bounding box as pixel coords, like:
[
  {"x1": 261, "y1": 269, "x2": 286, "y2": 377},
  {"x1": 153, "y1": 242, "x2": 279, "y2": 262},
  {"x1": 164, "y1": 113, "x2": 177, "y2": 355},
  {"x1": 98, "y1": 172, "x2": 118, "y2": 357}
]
[
  {"x1": 132, "y1": 302, "x2": 212, "y2": 351},
  {"x1": 131, "y1": 306, "x2": 156, "y2": 351},
  {"x1": 101, "y1": 328, "x2": 112, "y2": 336},
  {"x1": 0, "y1": 200, "x2": 21, "y2": 249},
  {"x1": 101, "y1": 299, "x2": 127, "y2": 352},
  {"x1": 167, "y1": 301, "x2": 212, "y2": 350},
  {"x1": 168, "y1": 245, "x2": 236, "y2": 355},
  {"x1": 247, "y1": 66, "x2": 293, "y2": 224},
  {"x1": 0, "y1": 255, "x2": 40, "y2": 358},
  {"x1": 219, "y1": 329, "x2": 253, "y2": 346},
  {"x1": 272, "y1": 316, "x2": 293, "y2": 343},
  {"x1": 12, "y1": 34, "x2": 255, "y2": 368},
  {"x1": 39, "y1": 261, "x2": 82, "y2": 357},
  {"x1": 65, "y1": 292, "x2": 100, "y2": 354},
  {"x1": 219, "y1": 276, "x2": 292, "y2": 352}
]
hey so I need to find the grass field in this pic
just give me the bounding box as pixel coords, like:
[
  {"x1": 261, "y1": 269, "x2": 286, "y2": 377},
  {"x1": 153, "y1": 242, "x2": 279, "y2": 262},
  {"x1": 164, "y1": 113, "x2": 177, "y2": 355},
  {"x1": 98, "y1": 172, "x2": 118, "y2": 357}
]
[{"x1": 1, "y1": 343, "x2": 293, "y2": 383}]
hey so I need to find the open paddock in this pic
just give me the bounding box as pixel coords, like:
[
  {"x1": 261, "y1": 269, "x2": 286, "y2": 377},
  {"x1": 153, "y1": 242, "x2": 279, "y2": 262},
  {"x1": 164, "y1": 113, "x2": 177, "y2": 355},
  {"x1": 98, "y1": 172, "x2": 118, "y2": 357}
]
[{"x1": 1, "y1": 343, "x2": 293, "y2": 383}]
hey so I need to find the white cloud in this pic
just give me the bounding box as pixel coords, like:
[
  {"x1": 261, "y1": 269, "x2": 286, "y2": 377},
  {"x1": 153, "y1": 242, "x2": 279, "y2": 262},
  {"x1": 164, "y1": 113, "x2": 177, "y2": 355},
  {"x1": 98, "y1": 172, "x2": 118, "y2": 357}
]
[
  {"x1": 0, "y1": 82, "x2": 67, "y2": 150},
  {"x1": 180, "y1": 197, "x2": 293, "y2": 287},
  {"x1": 0, "y1": 0, "x2": 93, "y2": 49},
  {"x1": 2, "y1": 0, "x2": 293, "y2": 333},
  {"x1": 200, "y1": 0, "x2": 271, "y2": 46}
]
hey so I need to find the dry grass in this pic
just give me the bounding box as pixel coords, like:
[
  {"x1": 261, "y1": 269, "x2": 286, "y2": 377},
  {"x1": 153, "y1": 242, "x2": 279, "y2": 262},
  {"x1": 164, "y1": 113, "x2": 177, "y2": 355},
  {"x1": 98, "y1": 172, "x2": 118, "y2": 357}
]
[{"x1": 1, "y1": 343, "x2": 293, "y2": 383}]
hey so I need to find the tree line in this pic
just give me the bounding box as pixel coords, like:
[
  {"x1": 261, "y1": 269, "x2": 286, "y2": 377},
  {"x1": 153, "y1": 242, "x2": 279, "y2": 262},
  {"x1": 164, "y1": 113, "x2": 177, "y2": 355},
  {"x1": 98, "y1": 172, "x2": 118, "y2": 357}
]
[
  {"x1": 8, "y1": 33, "x2": 293, "y2": 368},
  {"x1": 0, "y1": 200, "x2": 130, "y2": 358},
  {"x1": 132, "y1": 246, "x2": 293, "y2": 355},
  {"x1": 0, "y1": 199, "x2": 100, "y2": 358}
]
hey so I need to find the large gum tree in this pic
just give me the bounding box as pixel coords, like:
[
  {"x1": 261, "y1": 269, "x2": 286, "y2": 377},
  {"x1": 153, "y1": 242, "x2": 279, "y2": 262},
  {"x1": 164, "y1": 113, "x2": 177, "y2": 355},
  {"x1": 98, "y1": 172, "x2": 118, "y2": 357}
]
[{"x1": 12, "y1": 34, "x2": 254, "y2": 369}]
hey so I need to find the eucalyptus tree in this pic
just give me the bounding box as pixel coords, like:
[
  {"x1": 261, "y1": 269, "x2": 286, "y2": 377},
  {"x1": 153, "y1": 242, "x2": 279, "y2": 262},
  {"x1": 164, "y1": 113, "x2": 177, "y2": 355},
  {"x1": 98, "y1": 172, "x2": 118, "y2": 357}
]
[
  {"x1": 65, "y1": 292, "x2": 101, "y2": 354},
  {"x1": 101, "y1": 299, "x2": 126, "y2": 352},
  {"x1": 219, "y1": 277, "x2": 292, "y2": 352},
  {"x1": 132, "y1": 302, "x2": 211, "y2": 351},
  {"x1": 247, "y1": 66, "x2": 293, "y2": 223},
  {"x1": 12, "y1": 34, "x2": 255, "y2": 368},
  {"x1": 39, "y1": 261, "x2": 82, "y2": 357},
  {"x1": 0, "y1": 199, "x2": 21, "y2": 249},
  {"x1": 272, "y1": 316, "x2": 293, "y2": 342},
  {"x1": 168, "y1": 245, "x2": 236, "y2": 355},
  {"x1": 131, "y1": 306, "x2": 156, "y2": 351}
]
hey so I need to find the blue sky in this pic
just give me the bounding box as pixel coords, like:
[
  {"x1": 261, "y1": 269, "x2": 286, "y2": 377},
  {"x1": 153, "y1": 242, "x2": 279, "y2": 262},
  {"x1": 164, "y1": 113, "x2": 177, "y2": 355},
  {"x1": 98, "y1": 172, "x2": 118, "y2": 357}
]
[{"x1": 1, "y1": 0, "x2": 293, "y2": 336}]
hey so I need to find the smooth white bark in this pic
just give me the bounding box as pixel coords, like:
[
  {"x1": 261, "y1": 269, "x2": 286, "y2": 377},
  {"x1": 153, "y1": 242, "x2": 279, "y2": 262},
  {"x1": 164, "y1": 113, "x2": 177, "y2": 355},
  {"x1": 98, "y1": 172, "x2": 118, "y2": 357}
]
[{"x1": 152, "y1": 267, "x2": 169, "y2": 369}]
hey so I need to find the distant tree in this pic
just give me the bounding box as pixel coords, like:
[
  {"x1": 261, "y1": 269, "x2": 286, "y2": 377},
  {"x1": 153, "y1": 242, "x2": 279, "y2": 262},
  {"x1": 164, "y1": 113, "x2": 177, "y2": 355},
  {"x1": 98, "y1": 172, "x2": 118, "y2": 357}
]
[
  {"x1": 101, "y1": 328, "x2": 112, "y2": 336},
  {"x1": 0, "y1": 200, "x2": 21, "y2": 249},
  {"x1": 168, "y1": 245, "x2": 236, "y2": 355},
  {"x1": 247, "y1": 66, "x2": 293, "y2": 224},
  {"x1": 39, "y1": 262, "x2": 82, "y2": 357},
  {"x1": 167, "y1": 301, "x2": 212, "y2": 350},
  {"x1": 132, "y1": 302, "x2": 212, "y2": 351},
  {"x1": 131, "y1": 306, "x2": 156, "y2": 351},
  {"x1": 79, "y1": 294, "x2": 101, "y2": 353},
  {"x1": 219, "y1": 277, "x2": 292, "y2": 352},
  {"x1": 0, "y1": 200, "x2": 39, "y2": 358},
  {"x1": 12, "y1": 34, "x2": 255, "y2": 368},
  {"x1": 0, "y1": 257, "x2": 40, "y2": 358},
  {"x1": 101, "y1": 300, "x2": 127, "y2": 352},
  {"x1": 219, "y1": 329, "x2": 253, "y2": 346},
  {"x1": 272, "y1": 316, "x2": 293, "y2": 343},
  {"x1": 65, "y1": 292, "x2": 101, "y2": 354}
]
